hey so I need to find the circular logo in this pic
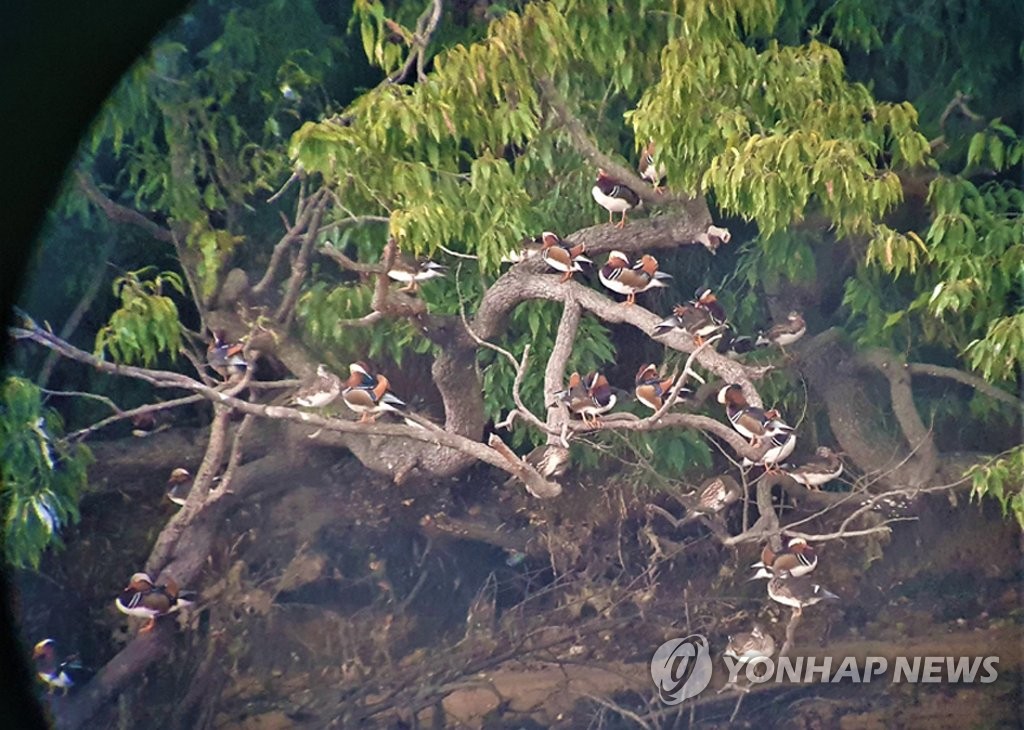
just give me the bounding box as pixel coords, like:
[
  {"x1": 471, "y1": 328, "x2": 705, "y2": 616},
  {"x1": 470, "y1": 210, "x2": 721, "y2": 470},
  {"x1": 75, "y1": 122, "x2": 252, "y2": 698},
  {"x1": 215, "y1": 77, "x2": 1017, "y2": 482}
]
[{"x1": 650, "y1": 634, "x2": 713, "y2": 703}]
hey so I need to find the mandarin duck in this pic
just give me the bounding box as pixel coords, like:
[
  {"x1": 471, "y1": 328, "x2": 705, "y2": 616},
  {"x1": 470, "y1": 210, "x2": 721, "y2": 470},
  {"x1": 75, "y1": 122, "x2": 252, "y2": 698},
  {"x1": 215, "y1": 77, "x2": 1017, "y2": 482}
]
[
  {"x1": 717, "y1": 384, "x2": 770, "y2": 443},
  {"x1": 116, "y1": 572, "x2": 197, "y2": 632},
  {"x1": 592, "y1": 169, "x2": 640, "y2": 228},
  {"x1": 742, "y1": 408, "x2": 797, "y2": 469},
  {"x1": 166, "y1": 467, "x2": 193, "y2": 507},
  {"x1": 290, "y1": 364, "x2": 343, "y2": 408},
  {"x1": 693, "y1": 287, "x2": 727, "y2": 325},
  {"x1": 724, "y1": 624, "x2": 776, "y2": 666},
  {"x1": 559, "y1": 371, "x2": 616, "y2": 425},
  {"x1": 751, "y1": 536, "x2": 818, "y2": 579},
  {"x1": 767, "y1": 569, "x2": 839, "y2": 614},
  {"x1": 341, "y1": 362, "x2": 407, "y2": 423},
  {"x1": 634, "y1": 363, "x2": 678, "y2": 411},
  {"x1": 756, "y1": 311, "x2": 807, "y2": 351},
  {"x1": 504, "y1": 444, "x2": 570, "y2": 487},
  {"x1": 638, "y1": 140, "x2": 666, "y2": 192},
  {"x1": 653, "y1": 304, "x2": 726, "y2": 344},
  {"x1": 386, "y1": 253, "x2": 446, "y2": 292},
  {"x1": 599, "y1": 251, "x2": 671, "y2": 305},
  {"x1": 207, "y1": 330, "x2": 246, "y2": 379},
  {"x1": 782, "y1": 447, "x2": 843, "y2": 489},
  {"x1": 500, "y1": 239, "x2": 543, "y2": 264},
  {"x1": 32, "y1": 639, "x2": 86, "y2": 695},
  {"x1": 540, "y1": 231, "x2": 591, "y2": 282}
]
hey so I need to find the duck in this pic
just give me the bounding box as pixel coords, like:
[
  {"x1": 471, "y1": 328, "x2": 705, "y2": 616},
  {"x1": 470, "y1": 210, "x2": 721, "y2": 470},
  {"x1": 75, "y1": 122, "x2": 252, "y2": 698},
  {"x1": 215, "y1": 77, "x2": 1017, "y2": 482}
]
[
  {"x1": 742, "y1": 408, "x2": 797, "y2": 469},
  {"x1": 500, "y1": 239, "x2": 543, "y2": 264},
  {"x1": 716, "y1": 384, "x2": 770, "y2": 443},
  {"x1": 116, "y1": 573, "x2": 197, "y2": 632},
  {"x1": 599, "y1": 251, "x2": 671, "y2": 305},
  {"x1": 559, "y1": 372, "x2": 616, "y2": 426},
  {"x1": 766, "y1": 569, "x2": 839, "y2": 614},
  {"x1": 756, "y1": 311, "x2": 807, "y2": 351},
  {"x1": 540, "y1": 231, "x2": 591, "y2": 282},
  {"x1": 634, "y1": 363, "x2": 677, "y2": 411},
  {"x1": 694, "y1": 474, "x2": 743, "y2": 514},
  {"x1": 386, "y1": 253, "x2": 446, "y2": 292},
  {"x1": 782, "y1": 447, "x2": 844, "y2": 489},
  {"x1": 693, "y1": 287, "x2": 727, "y2": 325},
  {"x1": 207, "y1": 330, "x2": 246, "y2": 379},
  {"x1": 652, "y1": 304, "x2": 725, "y2": 344},
  {"x1": 751, "y1": 536, "x2": 818, "y2": 579},
  {"x1": 289, "y1": 364, "x2": 343, "y2": 408},
  {"x1": 166, "y1": 467, "x2": 193, "y2": 507},
  {"x1": 504, "y1": 444, "x2": 570, "y2": 487},
  {"x1": 591, "y1": 169, "x2": 640, "y2": 228},
  {"x1": 32, "y1": 639, "x2": 85, "y2": 695},
  {"x1": 724, "y1": 624, "x2": 776, "y2": 665},
  {"x1": 638, "y1": 140, "x2": 666, "y2": 192},
  {"x1": 341, "y1": 362, "x2": 407, "y2": 423}
]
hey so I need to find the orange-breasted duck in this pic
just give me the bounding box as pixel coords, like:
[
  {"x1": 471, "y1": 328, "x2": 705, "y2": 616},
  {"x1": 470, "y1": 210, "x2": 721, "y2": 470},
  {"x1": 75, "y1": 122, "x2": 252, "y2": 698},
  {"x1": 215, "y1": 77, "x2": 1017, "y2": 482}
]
[
  {"x1": 634, "y1": 363, "x2": 677, "y2": 411},
  {"x1": 540, "y1": 231, "x2": 591, "y2": 282},
  {"x1": 716, "y1": 384, "x2": 770, "y2": 442},
  {"x1": 653, "y1": 304, "x2": 725, "y2": 344},
  {"x1": 32, "y1": 639, "x2": 86, "y2": 695},
  {"x1": 599, "y1": 251, "x2": 671, "y2": 305},
  {"x1": 751, "y1": 536, "x2": 818, "y2": 579},
  {"x1": 207, "y1": 330, "x2": 246, "y2": 379},
  {"x1": 116, "y1": 572, "x2": 197, "y2": 632},
  {"x1": 341, "y1": 362, "x2": 407, "y2": 423}
]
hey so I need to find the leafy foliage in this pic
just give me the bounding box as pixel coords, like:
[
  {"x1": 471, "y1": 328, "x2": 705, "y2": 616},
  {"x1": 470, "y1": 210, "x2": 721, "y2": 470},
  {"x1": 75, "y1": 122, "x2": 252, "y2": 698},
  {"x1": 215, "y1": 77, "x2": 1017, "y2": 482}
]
[
  {"x1": 95, "y1": 268, "x2": 185, "y2": 366},
  {"x1": 968, "y1": 446, "x2": 1024, "y2": 529},
  {"x1": 1, "y1": 378, "x2": 92, "y2": 569}
]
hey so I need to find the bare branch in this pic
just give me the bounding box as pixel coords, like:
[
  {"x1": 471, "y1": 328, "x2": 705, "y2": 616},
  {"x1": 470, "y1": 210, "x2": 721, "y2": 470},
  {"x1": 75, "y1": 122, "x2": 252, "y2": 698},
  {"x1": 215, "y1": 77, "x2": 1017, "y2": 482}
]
[
  {"x1": 389, "y1": 0, "x2": 444, "y2": 84},
  {"x1": 275, "y1": 195, "x2": 328, "y2": 324},
  {"x1": 251, "y1": 188, "x2": 327, "y2": 297},
  {"x1": 905, "y1": 360, "x2": 1023, "y2": 411}
]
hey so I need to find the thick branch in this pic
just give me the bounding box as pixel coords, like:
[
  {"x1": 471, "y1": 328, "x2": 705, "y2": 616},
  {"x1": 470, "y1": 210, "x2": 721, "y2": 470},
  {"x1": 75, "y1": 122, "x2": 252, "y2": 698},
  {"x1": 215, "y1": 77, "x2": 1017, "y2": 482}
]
[
  {"x1": 543, "y1": 300, "x2": 582, "y2": 444},
  {"x1": 75, "y1": 172, "x2": 173, "y2": 243}
]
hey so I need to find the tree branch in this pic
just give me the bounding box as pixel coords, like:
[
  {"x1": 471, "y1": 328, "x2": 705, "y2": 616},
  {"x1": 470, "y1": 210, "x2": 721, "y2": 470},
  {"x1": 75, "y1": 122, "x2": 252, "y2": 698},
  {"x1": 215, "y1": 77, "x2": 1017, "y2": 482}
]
[
  {"x1": 275, "y1": 194, "x2": 328, "y2": 324},
  {"x1": 75, "y1": 171, "x2": 174, "y2": 243},
  {"x1": 905, "y1": 360, "x2": 1023, "y2": 411},
  {"x1": 251, "y1": 188, "x2": 326, "y2": 298}
]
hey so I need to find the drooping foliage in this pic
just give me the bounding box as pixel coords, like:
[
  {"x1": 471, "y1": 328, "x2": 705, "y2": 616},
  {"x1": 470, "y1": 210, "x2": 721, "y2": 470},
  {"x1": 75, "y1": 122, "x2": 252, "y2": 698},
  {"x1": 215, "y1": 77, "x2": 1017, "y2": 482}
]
[
  {"x1": 10, "y1": 0, "x2": 1024, "y2": 541},
  {"x1": 1, "y1": 377, "x2": 92, "y2": 568}
]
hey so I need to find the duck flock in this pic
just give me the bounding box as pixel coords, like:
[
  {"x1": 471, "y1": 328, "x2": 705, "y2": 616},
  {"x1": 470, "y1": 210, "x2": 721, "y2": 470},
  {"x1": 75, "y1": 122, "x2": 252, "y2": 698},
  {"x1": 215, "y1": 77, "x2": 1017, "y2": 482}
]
[{"x1": 31, "y1": 149, "x2": 845, "y2": 696}]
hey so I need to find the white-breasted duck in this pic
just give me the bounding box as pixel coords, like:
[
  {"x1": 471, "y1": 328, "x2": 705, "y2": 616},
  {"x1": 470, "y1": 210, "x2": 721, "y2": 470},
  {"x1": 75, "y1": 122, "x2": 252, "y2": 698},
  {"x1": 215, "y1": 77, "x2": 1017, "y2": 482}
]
[
  {"x1": 559, "y1": 371, "x2": 616, "y2": 426},
  {"x1": 742, "y1": 408, "x2": 796, "y2": 469},
  {"x1": 751, "y1": 536, "x2": 818, "y2": 579},
  {"x1": 756, "y1": 311, "x2": 806, "y2": 350},
  {"x1": 341, "y1": 361, "x2": 407, "y2": 423},
  {"x1": 540, "y1": 231, "x2": 591, "y2": 282},
  {"x1": 717, "y1": 384, "x2": 770, "y2": 443},
  {"x1": 290, "y1": 364, "x2": 343, "y2": 409},
  {"x1": 386, "y1": 253, "x2": 446, "y2": 292},
  {"x1": 599, "y1": 251, "x2": 670, "y2": 305},
  {"x1": 638, "y1": 140, "x2": 666, "y2": 192},
  {"x1": 592, "y1": 169, "x2": 640, "y2": 228},
  {"x1": 782, "y1": 447, "x2": 844, "y2": 489},
  {"x1": 207, "y1": 330, "x2": 247, "y2": 379},
  {"x1": 116, "y1": 572, "x2": 197, "y2": 632},
  {"x1": 32, "y1": 639, "x2": 85, "y2": 695},
  {"x1": 653, "y1": 304, "x2": 725, "y2": 344},
  {"x1": 766, "y1": 569, "x2": 838, "y2": 614}
]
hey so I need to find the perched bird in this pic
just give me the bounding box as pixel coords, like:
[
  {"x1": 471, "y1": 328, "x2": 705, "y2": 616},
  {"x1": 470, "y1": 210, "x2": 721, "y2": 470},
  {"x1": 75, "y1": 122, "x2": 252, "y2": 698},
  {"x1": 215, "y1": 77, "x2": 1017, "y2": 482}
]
[
  {"x1": 289, "y1": 364, "x2": 343, "y2": 408},
  {"x1": 341, "y1": 362, "x2": 407, "y2": 423},
  {"x1": 504, "y1": 444, "x2": 570, "y2": 487},
  {"x1": 724, "y1": 624, "x2": 776, "y2": 665},
  {"x1": 751, "y1": 536, "x2": 818, "y2": 579},
  {"x1": 559, "y1": 372, "x2": 616, "y2": 425},
  {"x1": 693, "y1": 474, "x2": 742, "y2": 514},
  {"x1": 638, "y1": 140, "x2": 666, "y2": 191},
  {"x1": 742, "y1": 408, "x2": 797, "y2": 469},
  {"x1": 166, "y1": 467, "x2": 193, "y2": 507},
  {"x1": 207, "y1": 330, "x2": 246, "y2": 379},
  {"x1": 693, "y1": 287, "x2": 727, "y2": 325},
  {"x1": 634, "y1": 363, "x2": 677, "y2": 411},
  {"x1": 599, "y1": 251, "x2": 670, "y2": 305},
  {"x1": 592, "y1": 169, "x2": 640, "y2": 228},
  {"x1": 540, "y1": 231, "x2": 591, "y2": 282},
  {"x1": 767, "y1": 569, "x2": 838, "y2": 614},
  {"x1": 32, "y1": 639, "x2": 85, "y2": 695},
  {"x1": 130, "y1": 411, "x2": 171, "y2": 438},
  {"x1": 782, "y1": 447, "x2": 844, "y2": 489},
  {"x1": 386, "y1": 254, "x2": 446, "y2": 292},
  {"x1": 652, "y1": 304, "x2": 725, "y2": 344},
  {"x1": 116, "y1": 573, "x2": 197, "y2": 632},
  {"x1": 500, "y1": 239, "x2": 543, "y2": 264},
  {"x1": 756, "y1": 311, "x2": 807, "y2": 351},
  {"x1": 717, "y1": 384, "x2": 770, "y2": 442}
]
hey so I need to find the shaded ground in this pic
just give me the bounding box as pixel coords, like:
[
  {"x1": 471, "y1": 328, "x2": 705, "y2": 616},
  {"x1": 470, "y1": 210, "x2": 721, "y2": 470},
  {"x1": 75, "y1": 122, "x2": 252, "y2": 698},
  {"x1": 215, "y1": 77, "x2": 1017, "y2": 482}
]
[{"x1": 14, "y1": 433, "x2": 1024, "y2": 728}]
